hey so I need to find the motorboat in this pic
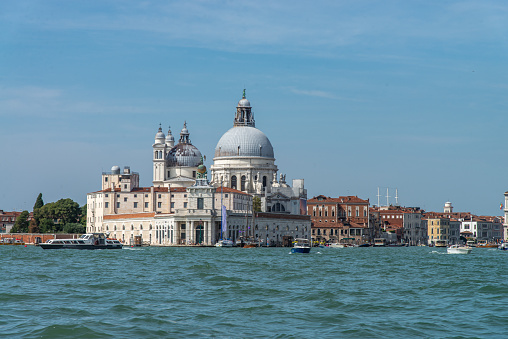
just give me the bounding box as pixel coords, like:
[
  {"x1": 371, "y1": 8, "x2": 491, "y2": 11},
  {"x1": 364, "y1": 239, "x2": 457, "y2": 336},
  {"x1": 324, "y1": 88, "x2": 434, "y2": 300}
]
[
  {"x1": 328, "y1": 243, "x2": 346, "y2": 248},
  {"x1": 476, "y1": 240, "x2": 498, "y2": 248},
  {"x1": 447, "y1": 244, "x2": 472, "y2": 254},
  {"x1": 215, "y1": 239, "x2": 234, "y2": 247},
  {"x1": 291, "y1": 238, "x2": 311, "y2": 254},
  {"x1": 0, "y1": 238, "x2": 25, "y2": 245},
  {"x1": 39, "y1": 233, "x2": 122, "y2": 250},
  {"x1": 498, "y1": 243, "x2": 508, "y2": 251}
]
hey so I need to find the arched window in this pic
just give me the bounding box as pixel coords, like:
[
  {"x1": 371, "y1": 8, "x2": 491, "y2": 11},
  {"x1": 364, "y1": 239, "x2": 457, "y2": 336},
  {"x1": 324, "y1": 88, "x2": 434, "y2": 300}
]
[
  {"x1": 262, "y1": 176, "x2": 267, "y2": 187},
  {"x1": 241, "y1": 176, "x2": 246, "y2": 191},
  {"x1": 273, "y1": 203, "x2": 285, "y2": 212},
  {"x1": 122, "y1": 225, "x2": 125, "y2": 230},
  {"x1": 114, "y1": 225, "x2": 117, "y2": 231},
  {"x1": 231, "y1": 175, "x2": 237, "y2": 189},
  {"x1": 140, "y1": 224, "x2": 143, "y2": 230}
]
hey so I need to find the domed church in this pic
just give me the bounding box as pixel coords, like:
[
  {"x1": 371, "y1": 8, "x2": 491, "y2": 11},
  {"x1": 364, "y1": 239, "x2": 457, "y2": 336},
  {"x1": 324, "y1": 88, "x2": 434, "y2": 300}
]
[
  {"x1": 87, "y1": 90, "x2": 310, "y2": 246},
  {"x1": 152, "y1": 122, "x2": 203, "y2": 188},
  {"x1": 210, "y1": 90, "x2": 307, "y2": 214}
]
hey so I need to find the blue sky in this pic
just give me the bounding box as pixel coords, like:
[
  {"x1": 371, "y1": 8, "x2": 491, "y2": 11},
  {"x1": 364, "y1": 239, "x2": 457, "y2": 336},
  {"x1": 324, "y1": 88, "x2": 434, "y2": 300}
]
[{"x1": 1, "y1": 0, "x2": 507, "y2": 216}]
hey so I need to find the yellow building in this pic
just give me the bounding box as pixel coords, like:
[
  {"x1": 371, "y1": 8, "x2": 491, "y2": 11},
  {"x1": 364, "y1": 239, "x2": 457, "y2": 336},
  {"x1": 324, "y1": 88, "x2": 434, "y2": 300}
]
[{"x1": 427, "y1": 217, "x2": 450, "y2": 245}]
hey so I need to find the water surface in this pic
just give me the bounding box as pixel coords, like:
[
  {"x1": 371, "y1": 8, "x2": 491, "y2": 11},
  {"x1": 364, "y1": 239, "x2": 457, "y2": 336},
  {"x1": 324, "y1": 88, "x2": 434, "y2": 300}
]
[{"x1": 1, "y1": 246, "x2": 506, "y2": 338}]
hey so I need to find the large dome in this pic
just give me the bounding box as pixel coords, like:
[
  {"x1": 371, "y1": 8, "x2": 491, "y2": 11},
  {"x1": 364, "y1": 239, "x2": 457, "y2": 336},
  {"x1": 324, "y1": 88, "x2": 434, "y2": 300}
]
[
  {"x1": 167, "y1": 144, "x2": 202, "y2": 167},
  {"x1": 214, "y1": 126, "x2": 274, "y2": 158}
]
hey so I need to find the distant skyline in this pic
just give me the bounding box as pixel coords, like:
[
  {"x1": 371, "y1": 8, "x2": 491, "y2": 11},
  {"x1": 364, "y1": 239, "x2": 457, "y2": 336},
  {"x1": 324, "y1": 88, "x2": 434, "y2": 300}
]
[{"x1": 1, "y1": 1, "x2": 508, "y2": 216}]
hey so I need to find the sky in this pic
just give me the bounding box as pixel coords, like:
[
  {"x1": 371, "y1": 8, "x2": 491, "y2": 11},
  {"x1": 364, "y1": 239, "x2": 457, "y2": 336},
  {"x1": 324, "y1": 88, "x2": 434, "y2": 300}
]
[{"x1": 1, "y1": 0, "x2": 508, "y2": 216}]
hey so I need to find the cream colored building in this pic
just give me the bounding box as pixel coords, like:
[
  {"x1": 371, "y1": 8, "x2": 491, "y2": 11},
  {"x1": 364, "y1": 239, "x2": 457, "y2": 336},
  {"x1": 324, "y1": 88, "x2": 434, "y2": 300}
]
[{"x1": 86, "y1": 91, "x2": 311, "y2": 246}]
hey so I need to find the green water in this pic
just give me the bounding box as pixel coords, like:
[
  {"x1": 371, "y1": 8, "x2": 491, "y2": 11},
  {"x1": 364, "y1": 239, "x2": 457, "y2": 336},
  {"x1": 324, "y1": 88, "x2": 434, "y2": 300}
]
[{"x1": 1, "y1": 246, "x2": 506, "y2": 338}]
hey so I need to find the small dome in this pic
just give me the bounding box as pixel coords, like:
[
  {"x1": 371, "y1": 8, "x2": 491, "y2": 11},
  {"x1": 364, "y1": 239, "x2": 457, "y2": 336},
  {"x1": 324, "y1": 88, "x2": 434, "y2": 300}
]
[
  {"x1": 167, "y1": 143, "x2": 202, "y2": 167},
  {"x1": 215, "y1": 126, "x2": 274, "y2": 158},
  {"x1": 155, "y1": 126, "x2": 165, "y2": 143},
  {"x1": 111, "y1": 166, "x2": 120, "y2": 174},
  {"x1": 238, "y1": 98, "x2": 251, "y2": 107}
]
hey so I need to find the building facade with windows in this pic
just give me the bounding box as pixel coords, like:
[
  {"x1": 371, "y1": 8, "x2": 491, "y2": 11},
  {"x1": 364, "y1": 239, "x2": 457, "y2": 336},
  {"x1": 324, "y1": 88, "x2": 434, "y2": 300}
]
[
  {"x1": 308, "y1": 195, "x2": 371, "y2": 244},
  {"x1": 86, "y1": 91, "x2": 310, "y2": 245}
]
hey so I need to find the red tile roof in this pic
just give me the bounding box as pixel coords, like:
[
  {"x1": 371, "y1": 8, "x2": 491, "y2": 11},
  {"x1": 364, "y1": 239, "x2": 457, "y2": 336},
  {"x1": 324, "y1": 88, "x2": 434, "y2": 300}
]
[
  {"x1": 308, "y1": 195, "x2": 369, "y2": 204},
  {"x1": 104, "y1": 212, "x2": 156, "y2": 220}
]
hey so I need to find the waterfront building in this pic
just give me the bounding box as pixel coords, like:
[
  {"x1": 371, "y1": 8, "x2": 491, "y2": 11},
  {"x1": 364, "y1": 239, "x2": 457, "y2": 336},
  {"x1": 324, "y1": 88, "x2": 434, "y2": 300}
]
[
  {"x1": 401, "y1": 207, "x2": 426, "y2": 245},
  {"x1": 460, "y1": 216, "x2": 503, "y2": 242},
  {"x1": 0, "y1": 210, "x2": 34, "y2": 233},
  {"x1": 426, "y1": 217, "x2": 450, "y2": 245},
  {"x1": 308, "y1": 195, "x2": 371, "y2": 244},
  {"x1": 86, "y1": 91, "x2": 311, "y2": 246},
  {"x1": 210, "y1": 90, "x2": 307, "y2": 213},
  {"x1": 1, "y1": 210, "x2": 22, "y2": 233}
]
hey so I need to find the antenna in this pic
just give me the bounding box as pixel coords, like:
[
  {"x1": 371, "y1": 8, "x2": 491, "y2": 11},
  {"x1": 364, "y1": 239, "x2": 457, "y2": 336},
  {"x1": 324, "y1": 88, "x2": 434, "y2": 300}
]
[
  {"x1": 377, "y1": 187, "x2": 380, "y2": 207},
  {"x1": 395, "y1": 188, "x2": 399, "y2": 206},
  {"x1": 386, "y1": 188, "x2": 390, "y2": 207}
]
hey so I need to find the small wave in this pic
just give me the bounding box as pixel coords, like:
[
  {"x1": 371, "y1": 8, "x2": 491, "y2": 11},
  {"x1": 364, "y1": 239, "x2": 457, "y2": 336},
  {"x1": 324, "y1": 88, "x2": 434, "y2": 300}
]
[{"x1": 27, "y1": 324, "x2": 112, "y2": 339}]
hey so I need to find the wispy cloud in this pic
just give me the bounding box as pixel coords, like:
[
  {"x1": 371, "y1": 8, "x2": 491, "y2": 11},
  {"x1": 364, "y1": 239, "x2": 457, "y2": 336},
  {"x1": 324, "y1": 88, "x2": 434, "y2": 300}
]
[
  {"x1": 0, "y1": 86, "x2": 160, "y2": 118},
  {"x1": 3, "y1": 0, "x2": 507, "y2": 57}
]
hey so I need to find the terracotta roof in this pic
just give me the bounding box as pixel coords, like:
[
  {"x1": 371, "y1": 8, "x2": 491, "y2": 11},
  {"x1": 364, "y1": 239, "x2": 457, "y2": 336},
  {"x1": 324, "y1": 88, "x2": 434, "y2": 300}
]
[
  {"x1": 104, "y1": 212, "x2": 156, "y2": 220},
  {"x1": 308, "y1": 195, "x2": 369, "y2": 204},
  {"x1": 170, "y1": 187, "x2": 187, "y2": 192},
  {"x1": 91, "y1": 186, "x2": 170, "y2": 194}
]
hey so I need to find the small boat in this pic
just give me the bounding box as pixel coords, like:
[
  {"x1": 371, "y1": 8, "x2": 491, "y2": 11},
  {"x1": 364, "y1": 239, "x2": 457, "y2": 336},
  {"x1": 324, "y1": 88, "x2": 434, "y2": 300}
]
[
  {"x1": 498, "y1": 243, "x2": 508, "y2": 251},
  {"x1": 328, "y1": 243, "x2": 346, "y2": 248},
  {"x1": 215, "y1": 239, "x2": 234, "y2": 247},
  {"x1": 435, "y1": 240, "x2": 447, "y2": 247},
  {"x1": 291, "y1": 238, "x2": 311, "y2": 254},
  {"x1": 447, "y1": 244, "x2": 472, "y2": 254},
  {"x1": 39, "y1": 233, "x2": 122, "y2": 250},
  {"x1": 0, "y1": 238, "x2": 25, "y2": 245},
  {"x1": 373, "y1": 238, "x2": 386, "y2": 247},
  {"x1": 476, "y1": 240, "x2": 498, "y2": 248}
]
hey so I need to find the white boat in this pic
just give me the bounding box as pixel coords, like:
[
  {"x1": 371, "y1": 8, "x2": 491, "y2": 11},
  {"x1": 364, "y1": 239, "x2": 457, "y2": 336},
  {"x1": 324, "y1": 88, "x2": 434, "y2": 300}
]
[
  {"x1": 498, "y1": 243, "x2": 508, "y2": 251},
  {"x1": 328, "y1": 243, "x2": 346, "y2": 248},
  {"x1": 39, "y1": 233, "x2": 122, "y2": 250},
  {"x1": 215, "y1": 239, "x2": 234, "y2": 247},
  {"x1": 291, "y1": 238, "x2": 311, "y2": 253},
  {"x1": 447, "y1": 244, "x2": 472, "y2": 254}
]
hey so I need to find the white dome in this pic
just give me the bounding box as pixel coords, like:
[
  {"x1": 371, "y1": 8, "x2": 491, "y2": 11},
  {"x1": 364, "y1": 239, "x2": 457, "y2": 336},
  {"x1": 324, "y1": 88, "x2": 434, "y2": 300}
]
[
  {"x1": 154, "y1": 127, "x2": 165, "y2": 144},
  {"x1": 214, "y1": 126, "x2": 274, "y2": 158},
  {"x1": 238, "y1": 98, "x2": 251, "y2": 107},
  {"x1": 111, "y1": 165, "x2": 120, "y2": 174}
]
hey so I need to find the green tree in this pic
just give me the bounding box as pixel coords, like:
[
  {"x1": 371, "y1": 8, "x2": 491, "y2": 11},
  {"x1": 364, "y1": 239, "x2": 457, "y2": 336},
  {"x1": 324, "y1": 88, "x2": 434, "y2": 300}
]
[
  {"x1": 11, "y1": 210, "x2": 29, "y2": 233},
  {"x1": 33, "y1": 193, "x2": 44, "y2": 228},
  {"x1": 36, "y1": 199, "x2": 80, "y2": 232},
  {"x1": 33, "y1": 193, "x2": 44, "y2": 210},
  {"x1": 54, "y1": 198, "x2": 81, "y2": 225},
  {"x1": 39, "y1": 218, "x2": 55, "y2": 233},
  {"x1": 63, "y1": 223, "x2": 85, "y2": 234},
  {"x1": 28, "y1": 218, "x2": 40, "y2": 233},
  {"x1": 253, "y1": 196, "x2": 262, "y2": 212}
]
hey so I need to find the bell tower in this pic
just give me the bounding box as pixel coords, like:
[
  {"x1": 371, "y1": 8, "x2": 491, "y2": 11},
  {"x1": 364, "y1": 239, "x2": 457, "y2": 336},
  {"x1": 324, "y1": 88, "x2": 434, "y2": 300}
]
[{"x1": 152, "y1": 124, "x2": 167, "y2": 187}]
